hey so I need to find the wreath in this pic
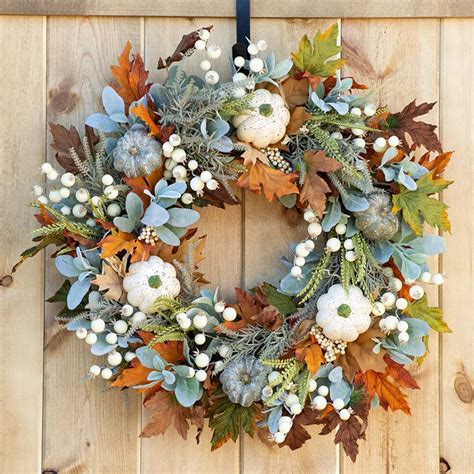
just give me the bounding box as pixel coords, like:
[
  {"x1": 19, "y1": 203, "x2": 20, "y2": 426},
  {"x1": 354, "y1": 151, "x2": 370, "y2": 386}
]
[{"x1": 17, "y1": 24, "x2": 453, "y2": 460}]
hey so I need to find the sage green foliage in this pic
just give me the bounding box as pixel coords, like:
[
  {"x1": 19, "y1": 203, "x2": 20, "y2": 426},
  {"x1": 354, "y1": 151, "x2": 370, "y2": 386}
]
[
  {"x1": 262, "y1": 357, "x2": 304, "y2": 405},
  {"x1": 297, "y1": 250, "x2": 331, "y2": 304},
  {"x1": 209, "y1": 395, "x2": 259, "y2": 450}
]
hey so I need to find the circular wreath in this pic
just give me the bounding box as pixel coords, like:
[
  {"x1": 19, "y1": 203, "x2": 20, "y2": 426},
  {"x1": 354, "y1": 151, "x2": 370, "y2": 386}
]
[{"x1": 18, "y1": 24, "x2": 453, "y2": 460}]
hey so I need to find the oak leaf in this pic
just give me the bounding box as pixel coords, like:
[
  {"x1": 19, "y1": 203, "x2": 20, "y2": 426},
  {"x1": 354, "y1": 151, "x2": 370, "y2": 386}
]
[
  {"x1": 388, "y1": 100, "x2": 442, "y2": 153},
  {"x1": 236, "y1": 160, "x2": 299, "y2": 201},
  {"x1": 300, "y1": 150, "x2": 342, "y2": 217},
  {"x1": 392, "y1": 171, "x2": 453, "y2": 235},
  {"x1": 111, "y1": 41, "x2": 149, "y2": 111},
  {"x1": 356, "y1": 370, "x2": 411, "y2": 415},
  {"x1": 92, "y1": 257, "x2": 125, "y2": 301}
]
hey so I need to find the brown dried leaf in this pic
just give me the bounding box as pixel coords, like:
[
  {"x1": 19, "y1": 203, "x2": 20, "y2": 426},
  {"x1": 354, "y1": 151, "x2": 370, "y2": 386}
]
[
  {"x1": 286, "y1": 106, "x2": 311, "y2": 135},
  {"x1": 92, "y1": 257, "x2": 124, "y2": 302},
  {"x1": 300, "y1": 150, "x2": 342, "y2": 217},
  {"x1": 279, "y1": 407, "x2": 319, "y2": 450}
]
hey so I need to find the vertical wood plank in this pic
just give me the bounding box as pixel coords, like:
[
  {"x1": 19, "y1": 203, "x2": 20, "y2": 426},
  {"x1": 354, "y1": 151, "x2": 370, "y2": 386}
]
[
  {"x1": 341, "y1": 19, "x2": 441, "y2": 473},
  {"x1": 241, "y1": 18, "x2": 339, "y2": 474},
  {"x1": 43, "y1": 16, "x2": 142, "y2": 473},
  {"x1": 141, "y1": 17, "x2": 241, "y2": 474},
  {"x1": 0, "y1": 15, "x2": 46, "y2": 473},
  {"x1": 440, "y1": 18, "x2": 474, "y2": 474}
]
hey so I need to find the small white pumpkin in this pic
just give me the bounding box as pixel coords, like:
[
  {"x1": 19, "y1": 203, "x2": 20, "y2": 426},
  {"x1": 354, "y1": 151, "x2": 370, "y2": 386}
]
[
  {"x1": 316, "y1": 284, "x2": 372, "y2": 342},
  {"x1": 123, "y1": 256, "x2": 180, "y2": 313},
  {"x1": 233, "y1": 89, "x2": 290, "y2": 148}
]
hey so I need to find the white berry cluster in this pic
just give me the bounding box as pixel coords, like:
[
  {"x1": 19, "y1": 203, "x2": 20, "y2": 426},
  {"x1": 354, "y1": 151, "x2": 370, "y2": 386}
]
[
  {"x1": 35, "y1": 163, "x2": 121, "y2": 223},
  {"x1": 231, "y1": 39, "x2": 268, "y2": 98},
  {"x1": 311, "y1": 385, "x2": 352, "y2": 421},
  {"x1": 162, "y1": 133, "x2": 219, "y2": 199},
  {"x1": 290, "y1": 238, "x2": 316, "y2": 278},
  {"x1": 193, "y1": 28, "x2": 222, "y2": 85},
  {"x1": 310, "y1": 324, "x2": 347, "y2": 362},
  {"x1": 76, "y1": 303, "x2": 150, "y2": 380},
  {"x1": 137, "y1": 225, "x2": 161, "y2": 245},
  {"x1": 260, "y1": 147, "x2": 293, "y2": 174}
]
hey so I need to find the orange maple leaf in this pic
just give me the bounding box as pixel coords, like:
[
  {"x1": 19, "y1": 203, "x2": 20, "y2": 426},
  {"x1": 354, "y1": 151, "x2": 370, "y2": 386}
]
[
  {"x1": 356, "y1": 370, "x2": 411, "y2": 415},
  {"x1": 139, "y1": 331, "x2": 184, "y2": 365},
  {"x1": 295, "y1": 335, "x2": 324, "y2": 374},
  {"x1": 419, "y1": 151, "x2": 453, "y2": 178},
  {"x1": 383, "y1": 354, "x2": 420, "y2": 390},
  {"x1": 124, "y1": 169, "x2": 163, "y2": 205},
  {"x1": 98, "y1": 229, "x2": 136, "y2": 259},
  {"x1": 111, "y1": 41, "x2": 149, "y2": 111},
  {"x1": 130, "y1": 103, "x2": 161, "y2": 137},
  {"x1": 112, "y1": 357, "x2": 152, "y2": 389},
  {"x1": 236, "y1": 161, "x2": 299, "y2": 201}
]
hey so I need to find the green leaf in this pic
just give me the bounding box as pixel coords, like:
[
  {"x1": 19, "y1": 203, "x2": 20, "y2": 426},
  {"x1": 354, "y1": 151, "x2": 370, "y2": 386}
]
[
  {"x1": 13, "y1": 235, "x2": 65, "y2": 272},
  {"x1": 47, "y1": 280, "x2": 71, "y2": 303},
  {"x1": 260, "y1": 283, "x2": 297, "y2": 316},
  {"x1": 392, "y1": 171, "x2": 453, "y2": 236},
  {"x1": 209, "y1": 396, "x2": 259, "y2": 451},
  {"x1": 290, "y1": 23, "x2": 345, "y2": 78},
  {"x1": 404, "y1": 296, "x2": 452, "y2": 333}
]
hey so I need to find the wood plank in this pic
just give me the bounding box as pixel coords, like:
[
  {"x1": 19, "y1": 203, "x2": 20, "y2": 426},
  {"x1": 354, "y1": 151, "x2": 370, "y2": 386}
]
[
  {"x1": 42, "y1": 16, "x2": 143, "y2": 473},
  {"x1": 440, "y1": 18, "x2": 474, "y2": 474},
  {"x1": 141, "y1": 17, "x2": 241, "y2": 474},
  {"x1": 1, "y1": 0, "x2": 474, "y2": 18},
  {"x1": 341, "y1": 19, "x2": 441, "y2": 473},
  {"x1": 0, "y1": 15, "x2": 46, "y2": 473},
  {"x1": 241, "y1": 18, "x2": 339, "y2": 474}
]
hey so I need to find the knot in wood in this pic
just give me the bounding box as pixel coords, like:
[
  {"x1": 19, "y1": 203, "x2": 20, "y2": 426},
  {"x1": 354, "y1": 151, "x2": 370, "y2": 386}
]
[
  {"x1": 454, "y1": 373, "x2": 473, "y2": 404},
  {"x1": 0, "y1": 274, "x2": 13, "y2": 287}
]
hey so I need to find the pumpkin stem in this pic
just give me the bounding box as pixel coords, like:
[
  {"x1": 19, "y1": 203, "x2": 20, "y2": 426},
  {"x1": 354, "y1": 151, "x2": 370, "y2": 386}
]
[
  {"x1": 259, "y1": 103, "x2": 273, "y2": 117},
  {"x1": 148, "y1": 275, "x2": 162, "y2": 289},
  {"x1": 337, "y1": 303, "x2": 351, "y2": 318}
]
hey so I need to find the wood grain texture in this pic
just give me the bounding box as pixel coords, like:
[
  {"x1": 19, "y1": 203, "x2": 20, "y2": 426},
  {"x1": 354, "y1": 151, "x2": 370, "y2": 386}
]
[
  {"x1": 1, "y1": 0, "x2": 474, "y2": 18},
  {"x1": 42, "y1": 17, "x2": 142, "y2": 473},
  {"x1": 440, "y1": 18, "x2": 474, "y2": 474},
  {"x1": 241, "y1": 17, "x2": 339, "y2": 474},
  {"x1": 341, "y1": 19, "x2": 441, "y2": 473},
  {"x1": 0, "y1": 15, "x2": 46, "y2": 474},
  {"x1": 141, "y1": 17, "x2": 241, "y2": 474}
]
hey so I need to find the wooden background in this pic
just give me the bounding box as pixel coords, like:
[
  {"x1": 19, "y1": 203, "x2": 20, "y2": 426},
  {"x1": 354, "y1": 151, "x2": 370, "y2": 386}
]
[{"x1": 0, "y1": 1, "x2": 473, "y2": 472}]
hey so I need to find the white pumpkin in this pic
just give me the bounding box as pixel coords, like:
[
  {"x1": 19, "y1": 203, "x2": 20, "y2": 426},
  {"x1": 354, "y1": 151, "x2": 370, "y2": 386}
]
[
  {"x1": 316, "y1": 284, "x2": 372, "y2": 342},
  {"x1": 123, "y1": 256, "x2": 181, "y2": 313},
  {"x1": 233, "y1": 89, "x2": 290, "y2": 148}
]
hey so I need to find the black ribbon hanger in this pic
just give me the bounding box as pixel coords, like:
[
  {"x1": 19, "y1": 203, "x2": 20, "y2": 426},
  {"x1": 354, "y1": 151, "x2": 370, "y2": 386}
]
[{"x1": 232, "y1": 0, "x2": 251, "y2": 69}]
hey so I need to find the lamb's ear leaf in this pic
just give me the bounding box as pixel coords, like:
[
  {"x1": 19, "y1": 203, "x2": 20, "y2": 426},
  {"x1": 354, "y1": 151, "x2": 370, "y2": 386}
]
[
  {"x1": 141, "y1": 202, "x2": 169, "y2": 227},
  {"x1": 166, "y1": 208, "x2": 200, "y2": 227},
  {"x1": 113, "y1": 216, "x2": 135, "y2": 233},
  {"x1": 102, "y1": 86, "x2": 125, "y2": 116},
  {"x1": 67, "y1": 278, "x2": 91, "y2": 310},
  {"x1": 85, "y1": 113, "x2": 122, "y2": 132},
  {"x1": 155, "y1": 225, "x2": 180, "y2": 246},
  {"x1": 126, "y1": 192, "x2": 144, "y2": 221}
]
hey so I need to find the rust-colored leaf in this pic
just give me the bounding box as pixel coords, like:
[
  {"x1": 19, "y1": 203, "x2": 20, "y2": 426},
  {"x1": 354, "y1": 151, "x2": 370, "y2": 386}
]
[
  {"x1": 236, "y1": 160, "x2": 299, "y2": 201},
  {"x1": 138, "y1": 332, "x2": 185, "y2": 365},
  {"x1": 279, "y1": 407, "x2": 319, "y2": 450},
  {"x1": 356, "y1": 370, "x2": 411, "y2": 415},
  {"x1": 286, "y1": 106, "x2": 311, "y2": 135},
  {"x1": 304, "y1": 343, "x2": 324, "y2": 374},
  {"x1": 300, "y1": 150, "x2": 342, "y2": 217},
  {"x1": 111, "y1": 41, "x2": 149, "y2": 111},
  {"x1": 418, "y1": 151, "x2": 453, "y2": 178},
  {"x1": 124, "y1": 168, "x2": 164, "y2": 206},
  {"x1": 98, "y1": 229, "x2": 137, "y2": 259},
  {"x1": 383, "y1": 354, "x2": 420, "y2": 390},
  {"x1": 130, "y1": 103, "x2": 161, "y2": 137},
  {"x1": 112, "y1": 357, "x2": 152, "y2": 388}
]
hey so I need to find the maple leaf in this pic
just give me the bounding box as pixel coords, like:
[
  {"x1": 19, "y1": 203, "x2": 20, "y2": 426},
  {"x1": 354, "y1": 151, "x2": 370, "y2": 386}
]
[
  {"x1": 388, "y1": 100, "x2": 442, "y2": 153},
  {"x1": 304, "y1": 343, "x2": 325, "y2": 374},
  {"x1": 198, "y1": 184, "x2": 240, "y2": 209},
  {"x1": 300, "y1": 150, "x2": 342, "y2": 217},
  {"x1": 138, "y1": 332, "x2": 185, "y2": 364},
  {"x1": 290, "y1": 23, "x2": 345, "y2": 79},
  {"x1": 236, "y1": 160, "x2": 299, "y2": 201},
  {"x1": 419, "y1": 151, "x2": 453, "y2": 178},
  {"x1": 280, "y1": 407, "x2": 319, "y2": 450},
  {"x1": 286, "y1": 106, "x2": 312, "y2": 135},
  {"x1": 392, "y1": 171, "x2": 453, "y2": 235},
  {"x1": 141, "y1": 390, "x2": 203, "y2": 439},
  {"x1": 236, "y1": 142, "x2": 269, "y2": 166},
  {"x1": 403, "y1": 295, "x2": 452, "y2": 333},
  {"x1": 130, "y1": 103, "x2": 161, "y2": 137},
  {"x1": 157, "y1": 26, "x2": 213, "y2": 69},
  {"x1": 356, "y1": 370, "x2": 411, "y2": 414},
  {"x1": 124, "y1": 168, "x2": 163, "y2": 205},
  {"x1": 92, "y1": 257, "x2": 125, "y2": 301},
  {"x1": 112, "y1": 357, "x2": 152, "y2": 388},
  {"x1": 209, "y1": 395, "x2": 260, "y2": 450},
  {"x1": 111, "y1": 41, "x2": 149, "y2": 111},
  {"x1": 98, "y1": 229, "x2": 137, "y2": 258},
  {"x1": 383, "y1": 354, "x2": 420, "y2": 390}
]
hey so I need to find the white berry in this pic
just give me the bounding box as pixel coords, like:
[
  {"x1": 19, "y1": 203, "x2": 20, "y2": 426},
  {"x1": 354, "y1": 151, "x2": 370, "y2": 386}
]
[
  {"x1": 290, "y1": 266, "x2": 302, "y2": 277},
  {"x1": 234, "y1": 56, "x2": 245, "y2": 68},
  {"x1": 218, "y1": 345, "x2": 232, "y2": 358},
  {"x1": 72, "y1": 204, "x2": 87, "y2": 218},
  {"x1": 290, "y1": 402, "x2": 302, "y2": 415},
  {"x1": 108, "y1": 351, "x2": 122, "y2": 366},
  {"x1": 206, "y1": 45, "x2": 221, "y2": 59},
  {"x1": 373, "y1": 137, "x2": 387, "y2": 153},
  {"x1": 391, "y1": 277, "x2": 403, "y2": 292},
  {"x1": 381, "y1": 292, "x2": 396, "y2": 308},
  {"x1": 171, "y1": 148, "x2": 186, "y2": 163},
  {"x1": 364, "y1": 104, "x2": 377, "y2": 116},
  {"x1": 398, "y1": 332, "x2": 410, "y2": 343},
  {"x1": 131, "y1": 311, "x2": 147, "y2": 326},
  {"x1": 195, "y1": 369, "x2": 207, "y2": 382},
  {"x1": 172, "y1": 165, "x2": 187, "y2": 180},
  {"x1": 76, "y1": 328, "x2": 88, "y2": 339},
  {"x1": 206, "y1": 179, "x2": 219, "y2": 191},
  {"x1": 59, "y1": 187, "x2": 70, "y2": 199},
  {"x1": 307, "y1": 379, "x2": 317, "y2": 393},
  {"x1": 205, "y1": 70, "x2": 220, "y2": 85},
  {"x1": 101, "y1": 174, "x2": 114, "y2": 186},
  {"x1": 333, "y1": 398, "x2": 345, "y2": 410},
  {"x1": 194, "y1": 39, "x2": 206, "y2": 51},
  {"x1": 318, "y1": 385, "x2": 329, "y2": 397},
  {"x1": 162, "y1": 142, "x2": 174, "y2": 157},
  {"x1": 326, "y1": 237, "x2": 341, "y2": 253},
  {"x1": 181, "y1": 193, "x2": 193, "y2": 205},
  {"x1": 353, "y1": 138, "x2": 366, "y2": 149},
  {"x1": 47, "y1": 170, "x2": 59, "y2": 181},
  {"x1": 124, "y1": 351, "x2": 136, "y2": 362},
  {"x1": 91, "y1": 318, "x2": 105, "y2": 333},
  {"x1": 249, "y1": 57, "x2": 264, "y2": 73},
  {"x1": 223, "y1": 307, "x2": 237, "y2": 321},
  {"x1": 339, "y1": 409, "x2": 351, "y2": 421},
  {"x1": 106, "y1": 203, "x2": 121, "y2": 217},
  {"x1": 420, "y1": 271, "x2": 432, "y2": 283},
  {"x1": 304, "y1": 240, "x2": 315, "y2": 251},
  {"x1": 432, "y1": 273, "x2": 445, "y2": 285},
  {"x1": 285, "y1": 393, "x2": 299, "y2": 407},
  {"x1": 345, "y1": 250, "x2": 356, "y2": 262},
  {"x1": 85, "y1": 333, "x2": 97, "y2": 345},
  {"x1": 397, "y1": 320, "x2": 409, "y2": 332},
  {"x1": 396, "y1": 298, "x2": 408, "y2": 310},
  {"x1": 273, "y1": 432, "x2": 286, "y2": 444},
  {"x1": 247, "y1": 43, "x2": 259, "y2": 55},
  {"x1": 256, "y1": 40, "x2": 268, "y2": 51},
  {"x1": 331, "y1": 131, "x2": 343, "y2": 140},
  {"x1": 75, "y1": 188, "x2": 89, "y2": 203},
  {"x1": 194, "y1": 333, "x2": 206, "y2": 345},
  {"x1": 195, "y1": 353, "x2": 210, "y2": 368},
  {"x1": 372, "y1": 301, "x2": 386, "y2": 316},
  {"x1": 294, "y1": 256, "x2": 305, "y2": 267},
  {"x1": 89, "y1": 365, "x2": 101, "y2": 376},
  {"x1": 179, "y1": 317, "x2": 191, "y2": 330},
  {"x1": 41, "y1": 162, "x2": 53, "y2": 174},
  {"x1": 344, "y1": 239, "x2": 354, "y2": 250},
  {"x1": 295, "y1": 242, "x2": 310, "y2": 257},
  {"x1": 190, "y1": 177, "x2": 204, "y2": 191},
  {"x1": 199, "y1": 29, "x2": 210, "y2": 41},
  {"x1": 388, "y1": 136, "x2": 400, "y2": 147},
  {"x1": 409, "y1": 285, "x2": 424, "y2": 300},
  {"x1": 214, "y1": 301, "x2": 225, "y2": 313},
  {"x1": 61, "y1": 206, "x2": 71, "y2": 216},
  {"x1": 313, "y1": 395, "x2": 327, "y2": 410},
  {"x1": 351, "y1": 128, "x2": 364, "y2": 136},
  {"x1": 121, "y1": 304, "x2": 134, "y2": 317},
  {"x1": 193, "y1": 313, "x2": 208, "y2": 329},
  {"x1": 105, "y1": 332, "x2": 118, "y2": 344},
  {"x1": 278, "y1": 416, "x2": 293, "y2": 434},
  {"x1": 384, "y1": 315, "x2": 398, "y2": 331},
  {"x1": 308, "y1": 222, "x2": 322, "y2": 237},
  {"x1": 200, "y1": 170, "x2": 212, "y2": 183},
  {"x1": 113, "y1": 320, "x2": 128, "y2": 334},
  {"x1": 101, "y1": 368, "x2": 113, "y2": 380},
  {"x1": 350, "y1": 107, "x2": 362, "y2": 117},
  {"x1": 200, "y1": 59, "x2": 211, "y2": 71}
]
